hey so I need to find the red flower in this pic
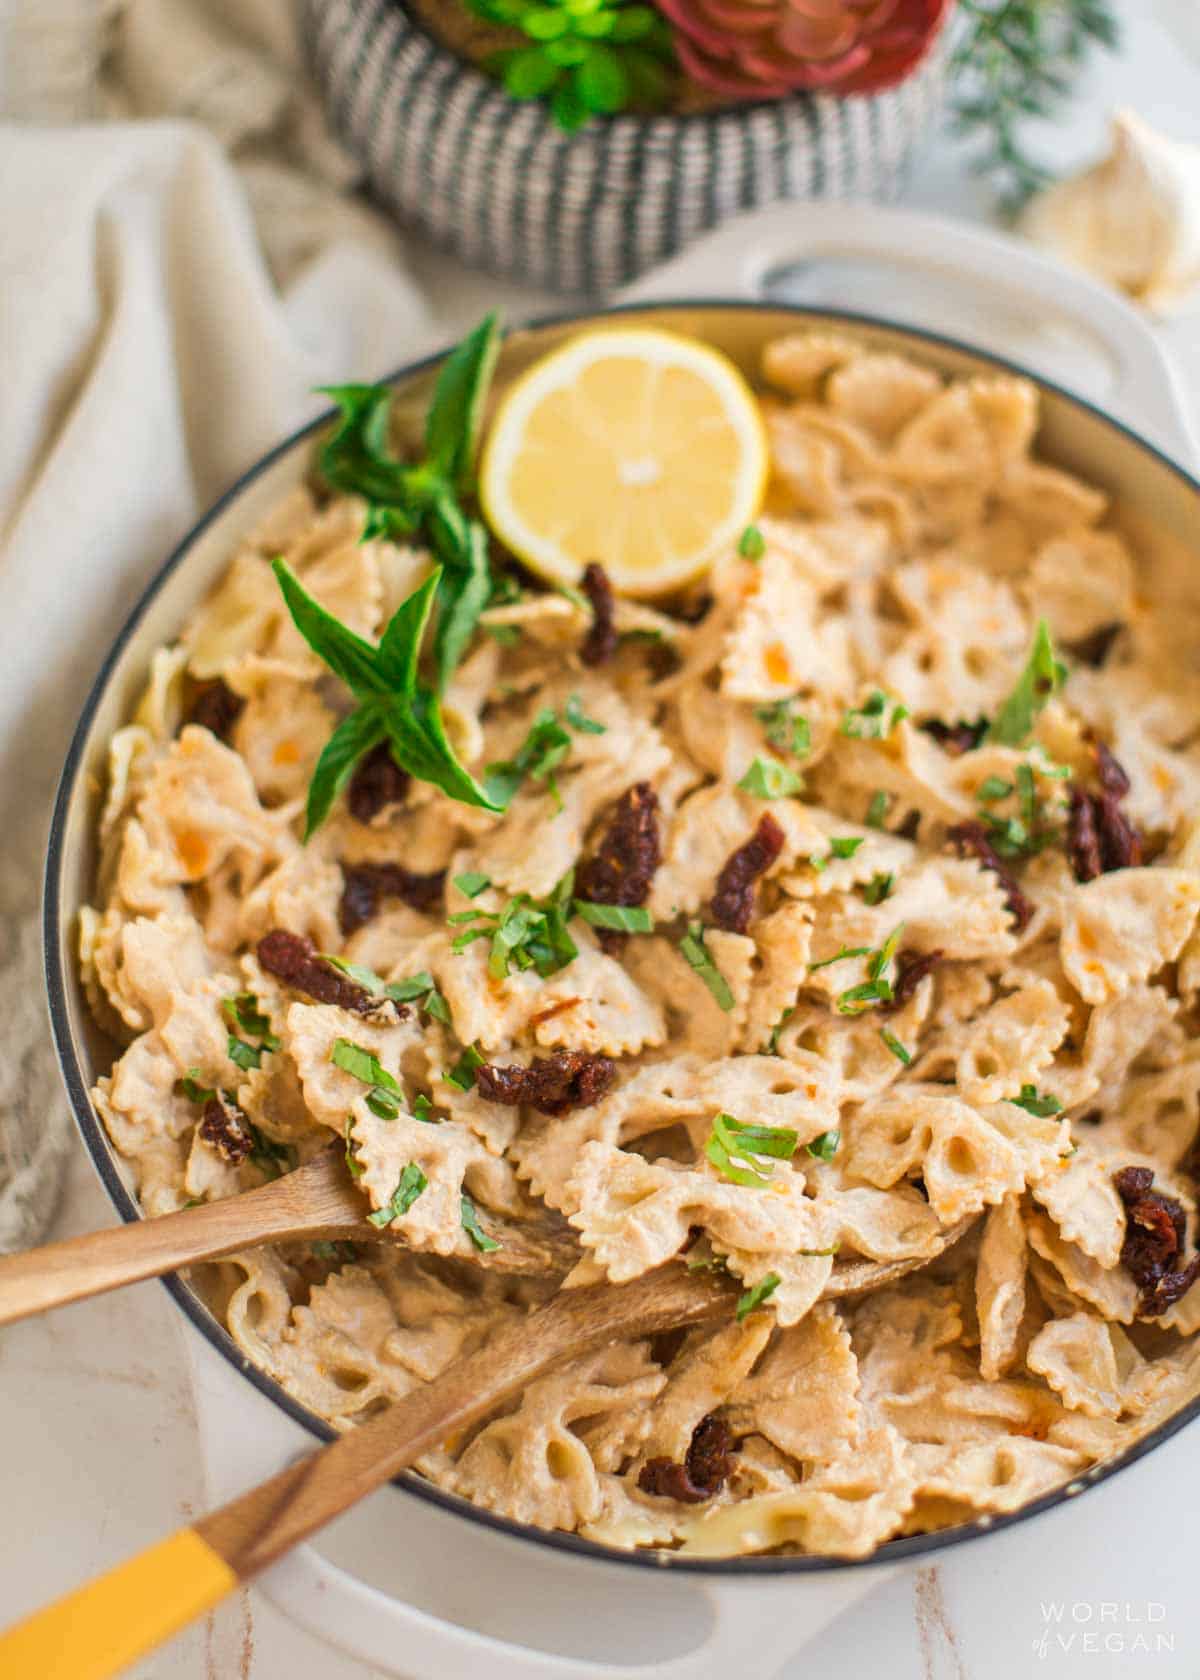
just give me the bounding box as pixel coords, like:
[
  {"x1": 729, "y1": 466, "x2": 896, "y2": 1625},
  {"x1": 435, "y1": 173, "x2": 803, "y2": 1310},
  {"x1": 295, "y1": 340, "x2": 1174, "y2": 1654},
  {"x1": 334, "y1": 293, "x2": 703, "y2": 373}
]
[{"x1": 658, "y1": 0, "x2": 954, "y2": 99}]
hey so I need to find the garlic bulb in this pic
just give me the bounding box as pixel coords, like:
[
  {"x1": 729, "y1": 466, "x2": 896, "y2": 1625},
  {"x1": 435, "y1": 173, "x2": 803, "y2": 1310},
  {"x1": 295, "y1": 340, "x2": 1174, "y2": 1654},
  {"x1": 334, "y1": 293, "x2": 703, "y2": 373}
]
[{"x1": 1023, "y1": 109, "x2": 1200, "y2": 313}]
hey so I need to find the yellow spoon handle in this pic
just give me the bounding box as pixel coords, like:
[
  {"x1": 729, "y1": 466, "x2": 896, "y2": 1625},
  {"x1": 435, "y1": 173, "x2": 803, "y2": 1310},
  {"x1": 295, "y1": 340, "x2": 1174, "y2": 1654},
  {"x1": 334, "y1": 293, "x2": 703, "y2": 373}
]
[{"x1": 0, "y1": 1529, "x2": 237, "y2": 1680}]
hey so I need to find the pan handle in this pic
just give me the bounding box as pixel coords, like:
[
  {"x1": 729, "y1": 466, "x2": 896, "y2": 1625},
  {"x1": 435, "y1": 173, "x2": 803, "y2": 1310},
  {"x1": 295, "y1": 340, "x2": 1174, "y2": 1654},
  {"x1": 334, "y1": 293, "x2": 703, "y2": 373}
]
[{"x1": 620, "y1": 202, "x2": 1198, "y2": 467}]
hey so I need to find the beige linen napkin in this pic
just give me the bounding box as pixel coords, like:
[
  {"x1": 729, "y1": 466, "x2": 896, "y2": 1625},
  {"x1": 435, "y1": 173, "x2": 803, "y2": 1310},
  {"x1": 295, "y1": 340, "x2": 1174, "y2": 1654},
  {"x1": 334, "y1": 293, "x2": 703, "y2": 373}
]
[{"x1": 0, "y1": 119, "x2": 435, "y2": 1249}]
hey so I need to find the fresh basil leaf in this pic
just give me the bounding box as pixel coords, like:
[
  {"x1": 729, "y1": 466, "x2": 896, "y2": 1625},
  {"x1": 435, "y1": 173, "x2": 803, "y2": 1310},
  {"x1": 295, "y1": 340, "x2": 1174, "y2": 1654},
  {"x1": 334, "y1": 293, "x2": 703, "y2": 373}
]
[
  {"x1": 863, "y1": 872, "x2": 894, "y2": 906},
  {"x1": 986, "y1": 619, "x2": 1066, "y2": 746},
  {"x1": 736, "y1": 1273, "x2": 781, "y2": 1320},
  {"x1": 303, "y1": 704, "x2": 389, "y2": 841},
  {"x1": 679, "y1": 921, "x2": 734, "y2": 1011},
  {"x1": 431, "y1": 507, "x2": 493, "y2": 692},
  {"x1": 573, "y1": 902, "x2": 653, "y2": 933},
  {"x1": 806, "y1": 1129, "x2": 840, "y2": 1162},
  {"x1": 331, "y1": 1038, "x2": 403, "y2": 1105},
  {"x1": 176, "y1": 1069, "x2": 214, "y2": 1105},
  {"x1": 460, "y1": 1193, "x2": 502, "y2": 1252},
  {"x1": 344, "y1": 1127, "x2": 364, "y2": 1178},
  {"x1": 315, "y1": 384, "x2": 417, "y2": 512},
  {"x1": 977, "y1": 775, "x2": 1013, "y2": 803},
  {"x1": 424, "y1": 311, "x2": 500, "y2": 490},
  {"x1": 829, "y1": 836, "x2": 865, "y2": 859},
  {"x1": 271, "y1": 555, "x2": 386, "y2": 700},
  {"x1": 453, "y1": 872, "x2": 491, "y2": 899},
  {"x1": 865, "y1": 790, "x2": 889, "y2": 829},
  {"x1": 221, "y1": 993, "x2": 280, "y2": 1049},
  {"x1": 841, "y1": 690, "x2": 909, "y2": 741},
  {"x1": 367, "y1": 1163, "x2": 428, "y2": 1228},
  {"x1": 705, "y1": 1111, "x2": 794, "y2": 1187},
  {"x1": 411, "y1": 1093, "x2": 436, "y2": 1122},
  {"x1": 738, "y1": 756, "x2": 804, "y2": 799},
  {"x1": 322, "y1": 956, "x2": 387, "y2": 994}
]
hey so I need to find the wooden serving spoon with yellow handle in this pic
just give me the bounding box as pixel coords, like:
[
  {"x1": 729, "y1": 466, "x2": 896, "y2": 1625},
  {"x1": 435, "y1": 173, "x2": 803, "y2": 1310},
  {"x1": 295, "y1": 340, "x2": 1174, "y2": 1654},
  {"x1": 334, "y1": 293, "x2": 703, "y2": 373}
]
[
  {"x1": 0, "y1": 1143, "x2": 576, "y2": 1328},
  {"x1": 0, "y1": 1263, "x2": 736, "y2": 1680},
  {"x1": 0, "y1": 1209, "x2": 976, "y2": 1678}
]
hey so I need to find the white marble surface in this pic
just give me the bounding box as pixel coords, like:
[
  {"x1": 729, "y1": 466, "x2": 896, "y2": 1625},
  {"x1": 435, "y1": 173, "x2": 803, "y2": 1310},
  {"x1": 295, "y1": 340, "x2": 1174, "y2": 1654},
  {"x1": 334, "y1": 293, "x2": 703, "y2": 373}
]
[{"x1": 4, "y1": 2, "x2": 1200, "y2": 1676}]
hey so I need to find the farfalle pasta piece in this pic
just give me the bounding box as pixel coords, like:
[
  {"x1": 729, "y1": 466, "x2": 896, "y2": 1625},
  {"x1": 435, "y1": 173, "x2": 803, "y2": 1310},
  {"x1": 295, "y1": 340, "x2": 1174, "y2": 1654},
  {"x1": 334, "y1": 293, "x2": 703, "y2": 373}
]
[
  {"x1": 975, "y1": 1195, "x2": 1028, "y2": 1380},
  {"x1": 1060, "y1": 868, "x2": 1200, "y2": 1004},
  {"x1": 286, "y1": 1000, "x2": 425, "y2": 1133},
  {"x1": 137, "y1": 726, "x2": 293, "y2": 886},
  {"x1": 719, "y1": 552, "x2": 853, "y2": 703},
  {"x1": 724, "y1": 1301, "x2": 859, "y2": 1463},
  {"x1": 647, "y1": 781, "x2": 818, "y2": 922},
  {"x1": 567, "y1": 1145, "x2": 827, "y2": 1282},
  {"x1": 826, "y1": 353, "x2": 943, "y2": 443},
  {"x1": 351, "y1": 1108, "x2": 520, "y2": 1258},
  {"x1": 228, "y1": 658, "x2": 336, "y2": 806},
  {"x1": 89, "y1": 910, "x2": 211, "y2": 1035},
  {"x1": 1031, "y1": 1153, "x2": 1128, "y2": 1269},
  {"x1": 1025, "y1": 1311, "x2": 1163, "y2": 1421},
  {"x1": 761, "y1": 331, "x2": 861, "y2": 399},
  {"x1": 634, "y1": 1316, "x2": 773, "y2": 1467},
  {"x1": 719, "y1": 1248, "x2": 834, "y2": 1329},
  {"x1": 739, "y1": 903, "x2": 813, "y2": 1053},
  {"x1": 881, "y1": 560, "x2": 1030, "y2": 722},
  {"x1": 910, "y1": 1436, "x2": 1085, "y2": 1516},
  {"x1": 1025, "y1": 1211, "x2": 1140, "y2": 1324},
  {"x1": 913, "y1": 979, "x2": 1069, "y2": 1105},
  {"x1": 1026, "y1": 529, "x2": 1135, "y2": 644},
  {"x1": 447, "y1": 1343, "x2": 664, "y2": 1531},
  {"x1": 890, "y1": 379, "x2": 1037, "y2": 487},
  {"x1": 675, "y1": 1424, "x2": 915, "y2": 1559}
]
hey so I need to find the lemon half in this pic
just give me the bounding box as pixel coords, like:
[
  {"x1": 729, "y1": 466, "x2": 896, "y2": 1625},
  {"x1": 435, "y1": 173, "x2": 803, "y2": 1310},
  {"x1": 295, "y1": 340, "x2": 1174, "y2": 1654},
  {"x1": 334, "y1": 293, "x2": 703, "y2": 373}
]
[{"x1": 479, "y1": 327, "x2": 768, "y2": 598}]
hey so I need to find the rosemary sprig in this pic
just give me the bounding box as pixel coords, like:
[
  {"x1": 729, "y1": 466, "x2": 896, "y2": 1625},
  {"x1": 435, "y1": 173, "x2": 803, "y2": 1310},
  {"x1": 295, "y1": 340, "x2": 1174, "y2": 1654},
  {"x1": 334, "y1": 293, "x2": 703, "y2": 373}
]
[{"x1": 949, "y1": 0, "x2": 1119, "y2": 212}]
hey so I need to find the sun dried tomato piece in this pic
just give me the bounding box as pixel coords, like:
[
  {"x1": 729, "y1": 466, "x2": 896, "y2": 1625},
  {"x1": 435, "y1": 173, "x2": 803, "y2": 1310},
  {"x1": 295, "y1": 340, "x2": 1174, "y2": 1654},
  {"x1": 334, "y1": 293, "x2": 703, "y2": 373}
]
[
  {"x1": 920, "y1": 718, "x2": 988, "y2": 756},
  {"x1": 575, "y1": 782, "x2": 662, "y2": 955},
  {"x1": 1070, "y1": 623, "x2": 1122, "y2": 668},
  {"x1": 638, "y1": 1414, "x2": 737, "y2": 1503},
  {"x1": 347, "y1": 741, "x2": 410, "y2": 824},
  {"x1": 887, "y1": 948, "x2": 944, "y2": 1012},
  {"x1": 1066, "y1": 788, "x2": 1103, "y2": 883},
  {"x1": 257, "y1": 929, "x2": 407, "y2": 1018},
  {"x1": 1114, "y1": 1165, "x2": 1200, "y2": 1316},
  {"x1": 187, "y1": 679, "x2": 244, "y2": 743},
  {"x1": 198, "y1": 1096, "x2": 252, "y2": 1165},
  {"x1": 580, "y1": 562, "x2": 618, "y2": 667},
  {"x1": 947, "y1": 821, "x2": 1034, "y2": 932},
  {"x1": 475, "y1": 1051, "x2": 617, "y2": 1116},
  {"x1": 338, "y1": 861, "x2": 446, "y2": 935},
  {"x1": 711, "y1": 813, "x2": 785, "y2": 934},
  {"x1": 1066, "y1": 741, "x2": 1143, "y2": 883}
]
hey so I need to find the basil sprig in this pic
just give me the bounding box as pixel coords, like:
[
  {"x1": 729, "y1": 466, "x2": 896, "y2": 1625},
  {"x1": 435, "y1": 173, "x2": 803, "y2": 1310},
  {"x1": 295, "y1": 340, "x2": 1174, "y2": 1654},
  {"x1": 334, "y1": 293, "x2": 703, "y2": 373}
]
[
  {"x1": 273, "y1": 558, "x2": 501, "y2": 836},
  {"x1": 317, "y1": 313, "x2": 502, "y2": 691},
  {"x1": 986, "y1": 619, "x2": 1066, "y2": 746}
]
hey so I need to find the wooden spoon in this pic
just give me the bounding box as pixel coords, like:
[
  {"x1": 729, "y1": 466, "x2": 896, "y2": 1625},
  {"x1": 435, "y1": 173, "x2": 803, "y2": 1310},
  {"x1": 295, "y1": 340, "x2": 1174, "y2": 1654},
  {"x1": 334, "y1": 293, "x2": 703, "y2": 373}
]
[
  {"x1": 0, "y1": 1219, "x2": 976, "y2": 1679},
  {"x1": 0, "y1": 1131, "x2": 975, "y2": 1331},
  {"x1": 0, "y1": 1143, "x2": 576, "y2": 1328}
]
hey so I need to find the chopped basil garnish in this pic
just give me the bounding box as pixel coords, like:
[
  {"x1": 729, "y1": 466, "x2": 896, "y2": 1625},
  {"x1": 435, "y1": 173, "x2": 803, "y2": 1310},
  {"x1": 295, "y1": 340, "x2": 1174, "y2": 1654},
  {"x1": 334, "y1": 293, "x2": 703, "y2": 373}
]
[
  {"x1": 244, "y1": 1121, "x2": 297, "y2": 1181},
  {"x1": 706, "y1": 1111, "x2": 798, "y2": 1187},
  {"x1": 344, "y1": 1126, "x2": 364, "y2": 1178},
  {"x1": 1016, "y1": 761, "x2": 1037, "y2": 831},
  {"x1": 312, "y1": 1239, "x2": 359, "y2": 1263},
  {"x1": 737, "y1": 756, "x2": 804, "y2": 799},
  {"x1": 411, "y1": 1093, "x2": 435, "y2": 1123},
  {"x1": 679, "y1": 921, "x2": 735, "y2": 1011},
  {"x1": 879, "y1": 1029, "x2": 912, "y2": 1066},
  {"x1": 829, "y1": 836, "x2": 865, "y2": 859},
  {"x1": 176, "y1": 1069, "x2": 215, "y2": 1105},
  {"x1": 836, "y1": 925, "x2": 904, "y2": 1015},
  {"x1": 444, "y1": 1042, "x2": 485, "y2": 1091},
  {"x1": 863, "y1": 872, "x2": 894, "y2": 905},
  {"x1": 565, "y1": 692, "x2": 606, "y2": 735},
  {"x1": 460, "y1": 1193, "x2": 501, "y2": 1252},
  {"x1": 809, "y1": 944, "x2": 872, "y2": 972},
  {"x1": 453, "y1": 871, "x2": 491, "y2": 899},
  {"x1": 452, "y1": 876, "x2": 578, "y2": 980},
  {"x1": 221, "y1": 993, "x2": 280, "y2": 1051},
  {"x1": 574, "y1": 901, "x2": 653, "y2": 933},
  {"x1": 331, "y1": 1037, "x2": 404, "y2": 1119},
  {"x1": 367, "y1": 1163, "x2": 428, "y2": 1228},
  {"x1": 736, "y1": 1272, "x2": 781, "y2": 1320},
  {"x1": 985, "y1": 619, "x2": 1066, "y2": 746},
  {"x1": 806, "y1": 1129, "x2": 841, "y2": 1162},
  {"x1": 865, "y1": 791, "x2": 890, "y2": 829},
  {"x1": 226, "y1": 1034, "x2": 263, "y2": 1072},
  {"x1": 380, "y1": 969, "x2": 451, "y2": 1023},
  {"x1": 1009, "y1": 1083, "x2": 1063, "y2": 1117},
  {"x1": 977, "y1": 775, "x2": 1013, "y2": 803},
  {"x1": 738, "y1": 524, "x2": 766, "y2": 561},
  {"x1": 841, "y1": 690, "x2": 909, "y2": 741},
  {"x1": 755, "y1": 699, "x2": 810, "y2": 759}
]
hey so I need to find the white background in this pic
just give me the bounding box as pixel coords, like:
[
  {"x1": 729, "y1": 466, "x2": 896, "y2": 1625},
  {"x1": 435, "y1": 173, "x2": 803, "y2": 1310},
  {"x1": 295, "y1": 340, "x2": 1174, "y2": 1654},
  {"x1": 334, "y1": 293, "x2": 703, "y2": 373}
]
[{"x1": 3, "y1": 1, "x2": 1200, "y2": 1676}]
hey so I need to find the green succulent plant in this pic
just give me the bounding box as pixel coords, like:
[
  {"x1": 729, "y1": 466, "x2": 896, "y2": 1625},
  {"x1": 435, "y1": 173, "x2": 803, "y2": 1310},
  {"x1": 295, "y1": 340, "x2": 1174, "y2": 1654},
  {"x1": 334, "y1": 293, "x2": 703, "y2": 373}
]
[{"x1": 465, "y1": 0, "x2": 676, "y2": 130}]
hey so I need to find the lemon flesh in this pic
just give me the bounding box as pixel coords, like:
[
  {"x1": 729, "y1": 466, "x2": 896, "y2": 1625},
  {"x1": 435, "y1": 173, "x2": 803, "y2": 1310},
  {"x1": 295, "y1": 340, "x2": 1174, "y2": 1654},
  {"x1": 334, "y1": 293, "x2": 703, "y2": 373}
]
[{"x1": 480, "y1": 327, "x2": 768, "y2": 598}]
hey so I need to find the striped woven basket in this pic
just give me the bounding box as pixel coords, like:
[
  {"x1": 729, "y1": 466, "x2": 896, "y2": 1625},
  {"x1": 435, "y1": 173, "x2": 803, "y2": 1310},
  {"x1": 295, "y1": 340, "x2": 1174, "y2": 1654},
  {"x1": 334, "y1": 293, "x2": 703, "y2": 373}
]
[{"x1": 304, "y1": 0, "x2": 949, "y2": 295}]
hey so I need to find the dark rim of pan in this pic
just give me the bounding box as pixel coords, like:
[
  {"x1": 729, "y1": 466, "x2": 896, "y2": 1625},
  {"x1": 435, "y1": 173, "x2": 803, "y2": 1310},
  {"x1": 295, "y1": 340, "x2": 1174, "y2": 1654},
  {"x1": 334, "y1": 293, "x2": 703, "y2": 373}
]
[{"x1": 43, "y1": 298, "x2": 1200, "y2": 1576}]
